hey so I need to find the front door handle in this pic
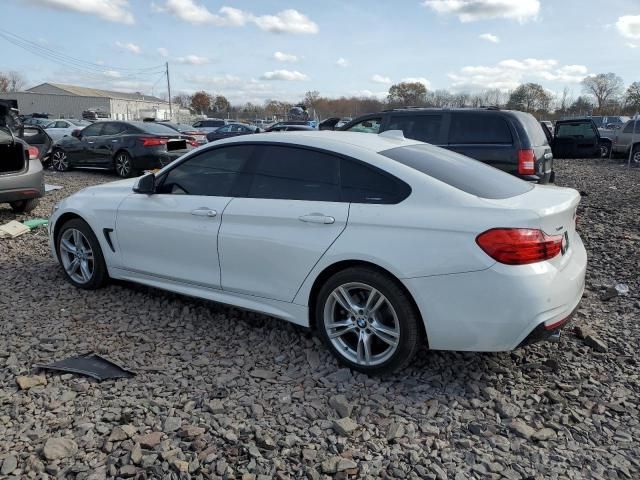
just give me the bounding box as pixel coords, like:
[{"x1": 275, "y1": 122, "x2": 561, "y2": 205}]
[
  {"x1": 191, "y1": 208, "x2": 217, "y2": 217},
  {"x1": 299, "y1": 213, "x2": 335, "y2": 224}
]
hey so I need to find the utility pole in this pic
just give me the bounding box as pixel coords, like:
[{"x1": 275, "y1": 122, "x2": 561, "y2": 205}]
[{"x1": 166, "y1": 62, "x2": 173, "y2": 120}]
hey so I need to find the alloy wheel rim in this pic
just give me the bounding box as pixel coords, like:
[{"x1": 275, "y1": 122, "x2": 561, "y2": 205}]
[
  {"x1": 600, "y1": 146, "x2": 609, "y2": 157},
  {"x1": 59, "y1": 229, "x2": 94, "y2": 284},
  {"x1": 634, "y1": 151, "x2": 640, "y2": 163},
  {"x1": 116, "y1": 155, "x2": 130, "y2": 176},
  {"x1": 52, "y1": 151, "x2": 67, "y2": 171},
  {"x1": 323, "y1": 282, "x2": 400, "y2": 366}
]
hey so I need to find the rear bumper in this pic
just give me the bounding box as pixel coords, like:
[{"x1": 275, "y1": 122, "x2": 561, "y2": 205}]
[
  {"x1": 402, "y1": 233, "x2": 587, "y2": 351},
  {"x1": 131, "y1": 151, "x2": 188, "y2": 170},
  {"x1": 0, "y1": 160, "x2": 45, "y2": 203}
]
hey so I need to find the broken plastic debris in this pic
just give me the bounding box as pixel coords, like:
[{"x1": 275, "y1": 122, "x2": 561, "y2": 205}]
[
  {"x1": 0, "y1": 220, "x2": 30, "y2": 238},
  {"x1": 23, "y1": 218, "x2": 48, "y2": 229},
  {"x1": 615, "y1": 283, "x2": 629, "y2": 296},
  {"x1": 45, "y1": 184, "x2": 63, "y2": 192},
  {"x1": 36, "y1": 353, "x2": 135, "y2": 381}
]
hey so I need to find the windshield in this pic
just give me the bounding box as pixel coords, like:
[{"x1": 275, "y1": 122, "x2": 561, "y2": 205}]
[
  {"x1": 380, "y1": 144, "x2": 533, "y2": 199},
  {"x1": 556, "y1": 122, "x2": 596, "y2": 138}
]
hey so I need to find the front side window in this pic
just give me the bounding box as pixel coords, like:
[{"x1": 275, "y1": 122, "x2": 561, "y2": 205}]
[
  {"x1": 449, "y1": 114, "x2": 513, "y2": 144},
  {"x1": 217, "y1": 125, "x2": 233, "y2": 133},
  {"x1": 102, "y1": 123, "x2": 125, "y2": 135},
  {"x1": 387, "y1": 114, "x2": 443, "y2": 144},
  {"x1": 345, "y1": 118, "x2": 382, "y2": 134},
  {"x1": 158, "y1": 146, "x2": 253, "y2": 196},
  {"x1": 247, "y1": 146, "x2": 340, "y2": 201}
]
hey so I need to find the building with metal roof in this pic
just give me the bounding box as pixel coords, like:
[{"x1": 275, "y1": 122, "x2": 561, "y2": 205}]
[{"x1": 0, "y1": 83, "x2": 176, "y2": 121}]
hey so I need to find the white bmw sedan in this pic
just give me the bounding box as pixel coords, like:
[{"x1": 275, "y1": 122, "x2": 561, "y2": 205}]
[{"x1": 49, "y1": 131, "x2": 587, "y2": 374}]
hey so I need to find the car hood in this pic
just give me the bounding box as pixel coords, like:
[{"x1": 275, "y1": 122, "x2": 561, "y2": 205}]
[{"x1": 74, "y1": 177, "x2": 138, "y2": 198}]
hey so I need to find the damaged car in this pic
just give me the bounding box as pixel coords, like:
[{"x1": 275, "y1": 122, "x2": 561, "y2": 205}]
[
  {"x1": 0, "y1": 101, "x2": 51, "y2": 213},
  {"x1": 551, "y1": 118, "x2": 611, "y2": 158}
]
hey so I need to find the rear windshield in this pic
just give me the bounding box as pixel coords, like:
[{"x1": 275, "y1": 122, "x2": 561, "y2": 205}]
[
  {"x1": 380, "y1": 144, "x2": 533, "y2": 199},
  {"x1": 516, "y1": 112, "x2": 548, "y2": 147},
  {"x1": 137, "y1": 123, "x2": 181, "y2": 135},
  {"x1": 556, "y1": 122, "x2": 596, "y2": 139}
]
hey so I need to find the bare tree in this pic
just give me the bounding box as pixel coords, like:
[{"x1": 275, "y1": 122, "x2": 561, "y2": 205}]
[
  {"x1": 0, "y1": 73, "x2": 8, "y2": 92},
  {"x1": 581, "y1": 73, "x2": 624, "y2": 112},
  {"x1": 6, "y1": 71, "x2": 26, "y2": 91}
]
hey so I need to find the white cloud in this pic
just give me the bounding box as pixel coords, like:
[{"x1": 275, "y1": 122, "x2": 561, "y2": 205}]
[
  {"x1": 423, "y1": 0, "x2": 539, "y2": 23},
  {"x1": 401, "y1": 77, "x2": 432, "y2": 89},
  {"x1": 371, "y1": 74, "x2": 392, "y2": 84},
  {"x1": 176, "y1": 55, "x2": 210, "y2": 65},
  {"x1": 260, "y1": 70, "x2": 309, "y2": 81},
  {"x1": 616, "y1": 15, "x2": 640, "y2": 39},
  {"x1": 626, "y1": 42, "x2": 638, "y2": 49},
  {"x1": 355, "y1": 90, "x2": 388, "y2": 99},
  {"x1": 115, "y1": 41, "x2": 141, "y2": 54},
  {"x1": 153, "y1": 1, "x2": 318, "y2": 33},
  {"x1": 273, "y1": 51, "x2": 298, "y2": 62},
  {"x1": 157, "y1": 47, "x2": 169, "y2": 57},
  {"x1": 254, "y1": 9, "x2": 318, "y2": 34},
  {"x1": 449, "y1": 58, "x2": 589, "y2": 91},
  {"x1": 479, "y1": 33, "x2": 499, "y2": 43},
  {"x1": 336, "y1": 57, "x2": 350, "y2": 68},
  {"x1": 25, "y1": 0, "x2": 134, "y2": 24},
  {"x1": 103, "y1": 70, "x2": 122, "y2": 78}
]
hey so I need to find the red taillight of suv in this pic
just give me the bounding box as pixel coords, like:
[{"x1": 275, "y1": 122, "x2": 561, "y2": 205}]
[
  {"x1": 27, "y1": 146, "x2": 39, "y2": 160},
  {"x1": 476, "y1": 228, "x2": 563, "y2": 265},
  {"x1": 139, "y1": 137, "x2": 168, "y2": 147},
  {"x1": 517, "y1": 149, "x2": 536, "y2": 175}
]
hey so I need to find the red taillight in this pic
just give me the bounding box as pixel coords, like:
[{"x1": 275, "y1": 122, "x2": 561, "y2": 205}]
[
  {"x1": 518, "y1": 149, "x2": 536, "y2": 175},
  {"x1": 476, "y1": 228, "x2": 563, "y2": 265},
  {"x1": 27, "y1": 146, "x2": 39, "y2": 160},
  {"x1": 140, "y1": 137, "x2": 168, "y2": 147},
  {"x1": 188, "y1": 140, "x2": 199, "y2": 147}
]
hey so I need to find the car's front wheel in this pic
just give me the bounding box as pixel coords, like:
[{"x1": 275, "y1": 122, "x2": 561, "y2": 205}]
[
  {"x1": 51, "y1": 149, "x2": 69, "y2": 171},
  {"x1": 316, "y1": 267, "x2": 422, "y2": 375},
  {"x1": 600, "y1": 143, "x2": 610, "y2": 158},
  {"x1": 632, "y1": 145, "x2": 640, "y2": 164},
  {"x1": 56, "y1": 218, "x2": 108, "y2": 289}
]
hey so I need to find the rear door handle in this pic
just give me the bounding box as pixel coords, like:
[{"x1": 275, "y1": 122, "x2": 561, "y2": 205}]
[
  {"x1": 544, "y1": 152, "x2": 553, "y2": 159},
  {"x1": 191, "y1": 208, "x2": 217, "y2": 217},
  {"x1": 299, "y1": 213, "x2": 335, "y2": 224}
]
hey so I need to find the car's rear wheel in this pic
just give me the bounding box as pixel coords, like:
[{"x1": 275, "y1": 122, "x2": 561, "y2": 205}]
[
  {"x1": 316, "y1": 267, "x2": 422, "y2": 375},
  {"x1": 114, "y1": 151, "x2": 136, "y2": 178},
  {"x1": 51, "y1": 149, "x2": 69, "y2": 171},
  {"x1": 632, "y1": 145, "x2": 640, "y2": 164},
  {"x1": 600, "y1": 144, "x2": 610, "y2": 158},
  {"x1": 56, "y1": 218, "x2": 108, "y2": 289},
  {"x1": 10, "y1": 198, "x2": 39, "y2": 213}
]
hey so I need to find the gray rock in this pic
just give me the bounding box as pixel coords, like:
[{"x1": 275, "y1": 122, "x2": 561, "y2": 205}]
[
  {"x1": 163, "y1": 416, "x2": 182, "y2": 432},
  {"x1": 329, "y1": 394, "x2": 353, "y2": 418},
  {"x1": 332, "y1": 417, "x2": 359, "y2": 436},
  {"x1": 321, "y1": 456, "x2": 341, "y2": 474},
  {"x1": 509, "y1": 420, "x2": 535, "y2": 440},
  {"x1": 337, "y1": 458, "x2": 357, "y2": 471},
  {"x1": 1, "y1": 455, "x2": 18, "y2": 475},
  {"x1": 43, "y1": 437, "x2": 78, "y2": 460},
  {"x1": 585, "y1": 334, "x2": 608, "y2": 352},
  {"x1": 533, "y1": 428, "x2": 557, "y2": 441},
  {"x1": 250, "y1": 368, "x2": 277, "y2": 380}
]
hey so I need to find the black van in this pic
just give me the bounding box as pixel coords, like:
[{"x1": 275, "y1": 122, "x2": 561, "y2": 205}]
[{"x1": 339, "y1": 107, "x2": 554, "y2": 183}]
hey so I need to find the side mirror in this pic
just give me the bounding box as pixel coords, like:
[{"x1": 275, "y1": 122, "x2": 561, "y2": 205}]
[
  {"x1": 71, "y1": 129, "x2": 81, "y2": 138},
  {"x1": 133, "y1": 173, "x2": 155, "y2": 194}
]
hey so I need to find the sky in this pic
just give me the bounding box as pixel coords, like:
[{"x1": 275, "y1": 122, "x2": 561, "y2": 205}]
[{"x1": 2, "y1": 0, "x2": 640, "y2": 104}]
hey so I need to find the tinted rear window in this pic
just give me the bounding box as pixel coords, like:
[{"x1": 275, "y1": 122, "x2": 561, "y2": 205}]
[
  {"x1": 556, "y1": 122, "x2": 596, "y2": 139},
  {"x1": 202, "y1": 120, "x2": 225, "y2": 127},
  {"x1": 449, "y1": 114, "x2": 512, "y2": 144},
  {"x1": 516, "y1": 113, "x2": 548, "y2": 147},
  {"x1": 380, "y1": 144, "x2": 532, "y2": 199},
  {"x1": 137, "y1": 123, "x2": 181, "y2": 135}
]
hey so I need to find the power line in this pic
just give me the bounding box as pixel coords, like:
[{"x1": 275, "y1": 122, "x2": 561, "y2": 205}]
[{"x1": 0, "y1": 29, "x2": 166, "y2": 77}]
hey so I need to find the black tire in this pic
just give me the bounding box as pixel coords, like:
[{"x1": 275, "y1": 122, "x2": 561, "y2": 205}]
[
  {"x1": 56, "y1": 218, "x2": 109, "y2": 290},
  {"x1": 51, "y1": 148, "x2": 70, "y2": 171},
  {"x1": 316, "y1": 266, "x2": 422, "y2": 375},
  {"x1": 10, "y1": 198, "x2": 39, "y2": 213},
  {"x1": 632, "y1": 145, "x2": 640, "y2": 164},
  {"x1": 113, "y1": 151, "x2": 136, "y2": 178},
  {"x1": 600, "y1": 143, "x2": 610, "y2": 158}
]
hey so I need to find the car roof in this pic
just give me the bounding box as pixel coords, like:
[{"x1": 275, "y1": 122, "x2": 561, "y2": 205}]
[{"x1": 214, "y1": 130, "x2": 422, "y2": 153}]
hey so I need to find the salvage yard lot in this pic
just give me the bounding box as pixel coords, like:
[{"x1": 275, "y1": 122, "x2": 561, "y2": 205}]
[{"x1": 0, "y1": 160, "x2": 639, "y2": 479}]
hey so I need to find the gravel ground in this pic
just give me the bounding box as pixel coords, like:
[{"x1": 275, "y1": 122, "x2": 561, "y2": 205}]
[{"x1": 0, "y1": 161, "x2": 638, "y2": 479}]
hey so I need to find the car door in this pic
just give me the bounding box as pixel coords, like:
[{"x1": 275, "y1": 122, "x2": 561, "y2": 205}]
[
  {"x1": 218, "y1": 144, "x2": 349, "y2": 302},
  {"x1": 382, "y1": 113, "x2": 447, "y2": 146},
  {"x1": 447, "y1": 112, "x2": 515, "y2": 171},
  {"x1": 115, "y1": 145, "x2": 254, "y2": 288},
  {"x1": 94, "y1": 122, "x2": 126, "y2": 166},
  {"x1": 66, "y1": 122, "x2": 104, "y2": 164}
]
